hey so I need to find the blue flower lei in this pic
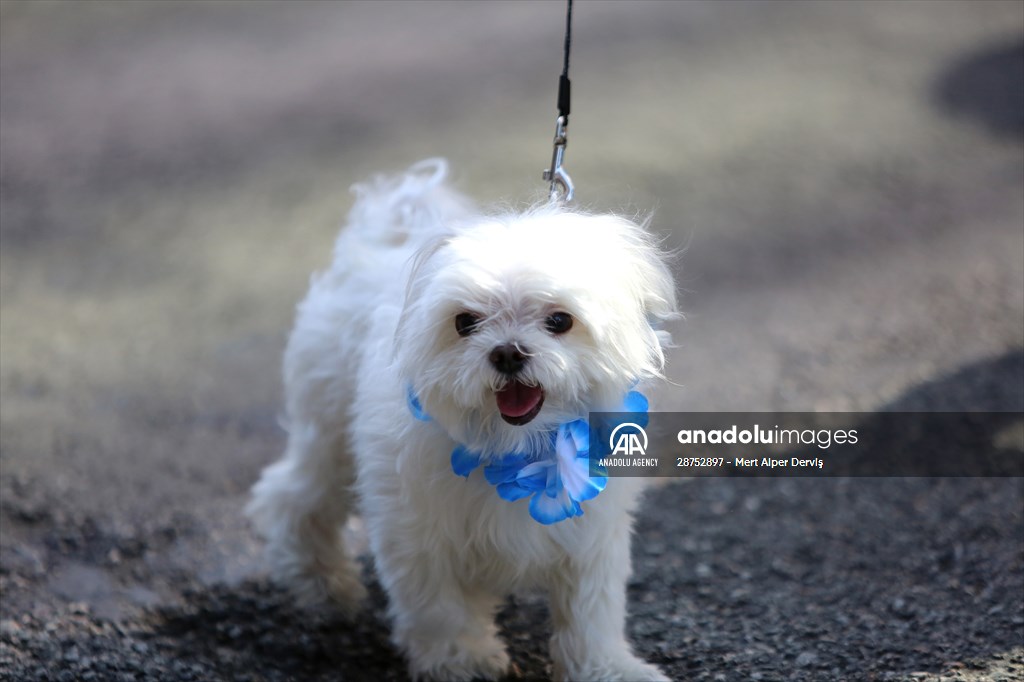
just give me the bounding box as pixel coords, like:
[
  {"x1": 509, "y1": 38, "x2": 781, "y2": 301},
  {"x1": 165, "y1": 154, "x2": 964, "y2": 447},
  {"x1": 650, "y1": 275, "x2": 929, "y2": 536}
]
[{"x1": 406, "y1": 387, "x2": 649, "y2": 525}]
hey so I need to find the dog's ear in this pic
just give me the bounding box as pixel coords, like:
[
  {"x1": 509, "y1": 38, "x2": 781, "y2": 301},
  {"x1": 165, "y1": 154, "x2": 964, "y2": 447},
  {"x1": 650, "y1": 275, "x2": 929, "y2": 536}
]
[
  {"x1": 627, "y1": 224, "x2": 679, "y2": 378},
  {"x1": 590, "y1": 214, "x2": 678, "y2": 377},
  {"x1": 394, "y1": 235, "x2": 451, "y2": 364},
  {"x1": 633, "y1": 238, "x2": 678, "y2": 332},
  {"x1": 554, "y1": 212, "x2": 679, "y2": 385}
]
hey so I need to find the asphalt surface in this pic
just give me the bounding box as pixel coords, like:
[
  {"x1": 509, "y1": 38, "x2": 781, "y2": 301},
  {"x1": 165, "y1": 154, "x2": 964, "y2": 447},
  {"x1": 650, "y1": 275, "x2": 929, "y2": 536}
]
[{"x1": 1, "y1": 2, "x2": 1022, "y2": 681}]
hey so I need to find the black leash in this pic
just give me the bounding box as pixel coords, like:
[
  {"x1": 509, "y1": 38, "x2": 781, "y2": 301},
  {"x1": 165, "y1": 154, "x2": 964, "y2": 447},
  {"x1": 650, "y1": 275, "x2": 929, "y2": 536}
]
[
  {"x1": 558, "y1": 0, "x2": 572, "y2": 122},
  {"x1": 543, "y1": 0, "x2": 575, "y2": 203}
]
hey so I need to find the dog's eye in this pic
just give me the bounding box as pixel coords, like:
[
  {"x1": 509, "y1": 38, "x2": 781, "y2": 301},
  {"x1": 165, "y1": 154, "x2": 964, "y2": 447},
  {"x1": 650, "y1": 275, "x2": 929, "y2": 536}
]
[
  {"x1": 455, "y1": 312, "x2": 481, "y2": 337},
  {"x1": 545, "y1": 312, "x2": 573, "y2": 335}
]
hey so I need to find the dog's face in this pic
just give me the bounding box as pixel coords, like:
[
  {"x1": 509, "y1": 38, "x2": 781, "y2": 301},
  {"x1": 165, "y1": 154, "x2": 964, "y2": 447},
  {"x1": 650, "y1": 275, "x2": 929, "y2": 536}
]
[{"x1": 396, "y1": 209, "x2": 676, "y2": 457}]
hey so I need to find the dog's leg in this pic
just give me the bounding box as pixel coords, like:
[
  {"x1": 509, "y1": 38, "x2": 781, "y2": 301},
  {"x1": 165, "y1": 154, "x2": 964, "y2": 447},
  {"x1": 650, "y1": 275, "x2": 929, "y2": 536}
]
[
  {"x1": 372, "y1": 539, "x2": 510, "y2": 682},
  {"x1": 247, "y1": 422, "x2": 367, "y2": 612},
  {"x1": 548, "y1": 523, "x2": 669, "y2": 682}
]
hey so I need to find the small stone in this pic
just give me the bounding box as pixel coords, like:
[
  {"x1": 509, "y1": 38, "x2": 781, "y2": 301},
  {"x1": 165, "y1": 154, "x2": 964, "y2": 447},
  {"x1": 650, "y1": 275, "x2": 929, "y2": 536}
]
[{"x1": 796, "y1": 651, "x2": 819, "y2": 668}]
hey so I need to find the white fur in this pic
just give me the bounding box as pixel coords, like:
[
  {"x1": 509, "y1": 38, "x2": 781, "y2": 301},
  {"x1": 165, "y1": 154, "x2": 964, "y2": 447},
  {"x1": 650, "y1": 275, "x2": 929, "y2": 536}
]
[{"x1": 248, "y1": 159, "x2": 677, "y2": 681}]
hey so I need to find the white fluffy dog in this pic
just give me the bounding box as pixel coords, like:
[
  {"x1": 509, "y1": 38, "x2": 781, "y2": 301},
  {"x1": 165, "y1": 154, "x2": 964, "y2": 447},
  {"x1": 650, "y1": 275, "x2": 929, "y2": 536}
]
[{"x1": 248, "y1": 159, "x2": 677, "y2": 681}]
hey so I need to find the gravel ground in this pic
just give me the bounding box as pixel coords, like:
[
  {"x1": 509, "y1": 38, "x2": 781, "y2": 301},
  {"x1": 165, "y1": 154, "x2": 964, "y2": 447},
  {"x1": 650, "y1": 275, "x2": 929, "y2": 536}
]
[
  {"x1": 1, "y1": 1, "x2": 1022, "y2": 681},
  {"x1": 2, "y1": 474, "x2": 1022, "y2": 681}
]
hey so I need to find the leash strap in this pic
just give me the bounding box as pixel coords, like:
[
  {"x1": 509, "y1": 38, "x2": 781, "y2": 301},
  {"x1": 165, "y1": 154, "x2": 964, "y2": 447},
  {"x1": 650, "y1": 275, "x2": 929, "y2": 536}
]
[
  {"x1": 558, "y1": 0, "x2": 572, "y2": 121},
  {"x1": 544, "y1": 0, "x2": 575, "y2": 203}
]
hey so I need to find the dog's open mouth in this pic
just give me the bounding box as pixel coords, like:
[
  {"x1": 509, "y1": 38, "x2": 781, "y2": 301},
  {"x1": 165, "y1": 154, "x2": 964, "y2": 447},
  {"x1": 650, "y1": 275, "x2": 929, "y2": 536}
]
[{"x1": 495, "y1": 381, "x2": 544, "y2": 426}]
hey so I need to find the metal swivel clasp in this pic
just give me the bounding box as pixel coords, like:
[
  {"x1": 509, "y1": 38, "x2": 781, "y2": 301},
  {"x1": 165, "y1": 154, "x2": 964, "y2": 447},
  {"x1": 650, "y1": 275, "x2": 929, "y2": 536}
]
[{"x1": 542, "y1": 115, "x2": 574, "y2": 203}]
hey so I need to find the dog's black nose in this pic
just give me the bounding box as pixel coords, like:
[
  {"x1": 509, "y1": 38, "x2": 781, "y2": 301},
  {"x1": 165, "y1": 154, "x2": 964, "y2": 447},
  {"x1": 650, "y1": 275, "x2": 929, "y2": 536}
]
[{"x1": 489, "y1": 344, "x2": 528, "y2": 376}]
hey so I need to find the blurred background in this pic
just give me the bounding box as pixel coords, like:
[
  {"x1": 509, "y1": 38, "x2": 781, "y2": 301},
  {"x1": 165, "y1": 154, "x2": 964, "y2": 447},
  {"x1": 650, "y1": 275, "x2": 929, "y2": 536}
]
[{"x1": 1, "y1": 1, "x2": 1021, "y2": 680}]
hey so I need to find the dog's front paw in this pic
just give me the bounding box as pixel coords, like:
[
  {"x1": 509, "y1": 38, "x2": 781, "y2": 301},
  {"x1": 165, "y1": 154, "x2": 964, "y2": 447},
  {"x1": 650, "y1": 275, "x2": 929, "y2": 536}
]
[
  {"x1": 555, "y1": 653, "x2": 670, "y2": 682},
  {"x1": 408, "y1": 632, "x2": 511, "y2": 682}
]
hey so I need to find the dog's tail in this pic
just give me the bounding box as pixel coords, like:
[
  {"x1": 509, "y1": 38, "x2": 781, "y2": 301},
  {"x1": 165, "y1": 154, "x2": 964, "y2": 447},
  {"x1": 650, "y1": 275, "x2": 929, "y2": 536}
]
[{"x1": 337, "y1": 158, "x2": 474, "y2": 255}]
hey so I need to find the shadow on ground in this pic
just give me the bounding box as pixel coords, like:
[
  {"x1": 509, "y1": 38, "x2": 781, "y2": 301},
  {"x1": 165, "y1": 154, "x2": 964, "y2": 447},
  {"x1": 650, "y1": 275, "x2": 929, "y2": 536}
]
[
  {"x1": 933, "y1": 37, "x2": 1024, "y2": 139},
  {"x1": 46, "y1": 351, "x2": 1010, "y2": 682}
]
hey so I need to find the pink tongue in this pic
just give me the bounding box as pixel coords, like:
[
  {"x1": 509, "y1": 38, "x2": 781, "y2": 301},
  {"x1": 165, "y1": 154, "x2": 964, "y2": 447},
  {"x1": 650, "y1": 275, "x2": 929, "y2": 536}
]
[{"x1": 495, "y1": 382, "x2": 544, "y2": 418}]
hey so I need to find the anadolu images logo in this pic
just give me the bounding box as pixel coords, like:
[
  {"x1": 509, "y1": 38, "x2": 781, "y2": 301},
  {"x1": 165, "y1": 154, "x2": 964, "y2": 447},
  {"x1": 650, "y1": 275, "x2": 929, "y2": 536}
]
[{"x1": 609, "y1": 422, "x2": 648, "y2": 456}]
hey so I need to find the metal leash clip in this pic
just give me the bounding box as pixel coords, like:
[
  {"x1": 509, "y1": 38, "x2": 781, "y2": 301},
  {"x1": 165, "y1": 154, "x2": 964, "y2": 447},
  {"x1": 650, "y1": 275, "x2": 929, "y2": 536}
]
[{"x1": 543, "y1": 115, "x2": 574, "y2": 203}]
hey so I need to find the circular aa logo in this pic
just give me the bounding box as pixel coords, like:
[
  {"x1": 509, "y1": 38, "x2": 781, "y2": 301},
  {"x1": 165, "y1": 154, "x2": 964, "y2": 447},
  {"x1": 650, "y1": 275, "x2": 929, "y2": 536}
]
[{"x1": 609, "y1": 422, "x2": 648, "y2": 456}]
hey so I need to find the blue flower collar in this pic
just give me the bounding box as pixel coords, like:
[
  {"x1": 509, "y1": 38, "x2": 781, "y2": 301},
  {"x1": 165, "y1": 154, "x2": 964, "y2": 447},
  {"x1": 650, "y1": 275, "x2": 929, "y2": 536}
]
[{"x1": 407, "y1": 387, "x2": 649, "y2": 525}]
